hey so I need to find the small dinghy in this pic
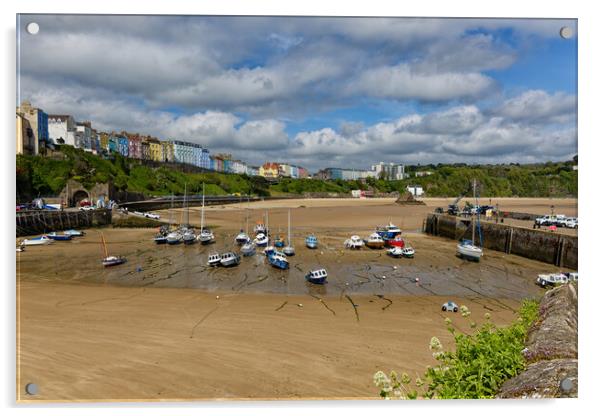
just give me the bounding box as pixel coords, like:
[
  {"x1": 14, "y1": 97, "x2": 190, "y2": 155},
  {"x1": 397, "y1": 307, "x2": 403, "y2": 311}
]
[
  {"x1": 344, "y1": 235, "x2": 364, "y2": 250},
  {"x1": 263, "y1": 245, "x2": 275, "y2": 256},
  {"x1": 20, "y1": 235, "x2": 53, "y2": 246},
  {"x1": 64, "y1": 229, "x2": 85, "y2": 237},
  {"x1": 220, "y1": 252, "x2": 241, "y2": 267},
  {"x1": 401, "y1": 247, "x2": 415, "y2": 258},
  {"x1": 207, "y1": 252, "x2": 222, "y2": 267},
  {"x1": 387, "y1": 246, "x2": 403, "y2": 258},
  {"x1": 16, "y1": 246, "x2": 25, "y2": 252},
  {"x1": 274, "y1": 235, "x2": 285, "y2": 248},
  {"x1": 267, "y1": 251, "x2": 289, "y2": 270},
  {"x1": 536, "y1": 272, "x2": 577, "y2": 288},
  {"x1": 305, "y1": 235, "x2": 318, "y2": 249},
  {"x1": 47, "y1": 232, "x2": 73, "y2": 241},
  {"x1": 305, "y1": 268, "x2": 328, "y2": 285},
  {"x1": 365, "y1": 232, "x2": 385, "y2": 249},
  {"x1": 254, "y1": 232, "x2": 269, "y2": 247}
]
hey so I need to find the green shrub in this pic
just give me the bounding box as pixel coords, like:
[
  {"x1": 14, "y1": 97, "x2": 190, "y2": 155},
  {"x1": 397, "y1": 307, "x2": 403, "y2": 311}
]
[{"x1": 374, "y1": 300, "x2": 539, "y2": 399}]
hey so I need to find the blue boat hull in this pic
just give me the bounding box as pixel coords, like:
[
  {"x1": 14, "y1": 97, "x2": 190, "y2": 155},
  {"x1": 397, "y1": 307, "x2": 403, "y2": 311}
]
[
  {"x1": 268, "y1": 257, "x2": 289, "y2": 270},
  {"x1": 48, "y1": 235, "x2": 72, "y2": 241}
]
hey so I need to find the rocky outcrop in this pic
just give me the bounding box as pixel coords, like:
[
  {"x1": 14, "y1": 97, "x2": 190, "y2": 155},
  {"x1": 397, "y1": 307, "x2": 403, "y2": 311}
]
[
  {"x1": 497, "y1": 283, "x2": 578, "y2": 398},
  {"x1": 395, "y1": 191, "x2": 426, "y2": 205}
]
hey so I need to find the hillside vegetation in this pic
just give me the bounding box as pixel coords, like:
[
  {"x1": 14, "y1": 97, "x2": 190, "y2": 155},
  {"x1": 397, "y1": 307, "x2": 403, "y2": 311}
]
[{"x1": 16, "y1": 146, "x2": 577, "y2": 201}]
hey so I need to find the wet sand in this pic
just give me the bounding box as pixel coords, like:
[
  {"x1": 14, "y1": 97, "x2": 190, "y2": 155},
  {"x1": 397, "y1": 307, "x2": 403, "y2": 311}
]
[
  {"x1": 18, "y1": 281, "x2": 520, "y2": 401},
  {"x1": 16, "y1": 197, "x2": 576, "y2": 401}
]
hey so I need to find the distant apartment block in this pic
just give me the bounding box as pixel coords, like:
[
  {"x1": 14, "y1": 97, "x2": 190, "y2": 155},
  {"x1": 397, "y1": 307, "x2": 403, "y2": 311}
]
[
  {"x1": 415, "y1": 170, "x2": 433, "y2": 177},
  {"x1": 372, "y1": 162, "x2": 406, "y2": 180}
]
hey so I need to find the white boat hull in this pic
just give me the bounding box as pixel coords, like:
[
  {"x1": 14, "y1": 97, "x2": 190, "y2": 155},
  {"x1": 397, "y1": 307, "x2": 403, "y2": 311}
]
[{"x1": 456, "y1": 244, "x2": 483, "y2": 261}]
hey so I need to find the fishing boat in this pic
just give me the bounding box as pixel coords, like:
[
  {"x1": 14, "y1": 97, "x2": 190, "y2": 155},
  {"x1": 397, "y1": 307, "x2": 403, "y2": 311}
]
[
  {"x1": 20, "y1": 235, "x2": 54, "y2": 246},
  {"x1": 536, "y1": 272, "x2": 577, "y2": 287},
  {"x1": 387, "y1": 246, "x2": 403, "y2": 258},
  {"x1": 305, "y1": 234, "x2": 318, "y2": 249},
  {"x1": 376, "y1": 222, "x2": 402, "y2": 239},
  {"x1": 263, "y1": 245, "x2": 275, "y2": 256},
  {"x1": 344, "y1": 235, "x2": 364, "y2": 249},
  {"x1": 386, "y1": 235, "x2": 405, "y2": 248},
  {"x1": 63, "y1": 229, "x2": 85, "y2": 237},
  {"x1": 283, "y1": 209, "x2": 295, "y2": 256},
  {"x1": 166, "y1": 230, "x2": 183, "y2": 245},
  {"x1": 207, "y1": 252, "x2": 222, "y2": 267},
  {"x1": 47, "y1": 232, "x2": 73, "y2": 241},
  {"x1": 100, "y1": 233, "x2": 126, "y2": 267},
  {"x1": 220, "y1": 252, "x2": 241, "y2": 267},
  {"x1": 241, "y1": 241, "x2": 256, "y2": 256},
  {"x1": 365, "y1": 232, "x2": 385, "y2": 249},
  {"x1": 305, "y1": 268, "x2": 328, "y2": 285},
  {"x1": 254, "y1": 222, "x2": 266, "y2": 235},
  {"x1": 401, "y1": 247, "x2": 415, "y2": 258},
  {"x1": 254, "y1": 232, "x2": 269, "y2": 247},
  {"x1": 198, "y1": 185, "x2": 215, "y2": 244},
  {"x1": 456, "y1": 179, "x2": 484, "y2": 262},
  {"x1": 267, "y1": 251, "x2": 289, "y2": 270}
]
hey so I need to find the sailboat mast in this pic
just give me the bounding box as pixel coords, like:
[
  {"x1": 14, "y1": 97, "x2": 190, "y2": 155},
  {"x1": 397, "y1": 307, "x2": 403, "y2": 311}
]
[
  {"x1": 101, "y1": 233, "x2": 108, "y2": 258},
  {"x1": 288, "y1": 209, "x2": 291, "y2": 246},
  {"x1": 245, "y1": 194, "x2": 250, "y2": 235},
  {"x1": 472, "y1": 178, "x2": 476, "y2": 243},
  {"x1": 201, "y1": 183, "x2": 205, "y2": 231},
  {"x1": 266, "y1": 210, "x2": 269, "y2": 236}
]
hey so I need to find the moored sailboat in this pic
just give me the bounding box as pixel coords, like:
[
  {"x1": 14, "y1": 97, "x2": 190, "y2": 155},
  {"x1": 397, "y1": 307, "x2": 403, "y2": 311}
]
[
  {"x1": 100, "y1": 233, "x2": 126, "y2": 267},
  {"x1": 283, "y1": 209, "x2": 295, "y2": 256},
  {"x1": 456, "y1": 179, "x2": 484, "y2": 262}
]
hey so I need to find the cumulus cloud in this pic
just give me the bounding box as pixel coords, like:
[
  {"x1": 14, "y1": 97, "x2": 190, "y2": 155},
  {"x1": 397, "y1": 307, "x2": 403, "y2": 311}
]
[
  {"x1": 17, "y1": 15, "x2": 577, "y2": 169},
  {"x1": 349, "y1": 64, "x2": 496, "y2": 102},
  {"x1": 493, "y1": 90, "x2": 576, "y2": 124}
]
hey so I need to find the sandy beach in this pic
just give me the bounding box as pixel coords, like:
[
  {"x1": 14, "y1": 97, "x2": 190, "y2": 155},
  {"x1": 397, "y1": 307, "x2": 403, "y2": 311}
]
[{"x1": 16, "y1": 197, "x2": 577, "y2": 401}]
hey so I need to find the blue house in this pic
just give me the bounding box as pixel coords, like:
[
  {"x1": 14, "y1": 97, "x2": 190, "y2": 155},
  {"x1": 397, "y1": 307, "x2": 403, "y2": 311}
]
[{"x1": 117, "y1": 136, "x2": 129, "y2": 157}]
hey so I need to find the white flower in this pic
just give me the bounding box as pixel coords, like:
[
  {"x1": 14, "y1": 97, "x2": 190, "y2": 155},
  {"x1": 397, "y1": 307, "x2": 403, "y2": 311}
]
[{"x1": 429, "y1": 336, "x2": 443, "y2": 351}]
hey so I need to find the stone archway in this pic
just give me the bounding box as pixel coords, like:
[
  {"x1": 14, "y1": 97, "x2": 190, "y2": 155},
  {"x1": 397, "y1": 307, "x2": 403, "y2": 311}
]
[{"x1": 72, "y1": 190, "x2": 90, "y2": 206}]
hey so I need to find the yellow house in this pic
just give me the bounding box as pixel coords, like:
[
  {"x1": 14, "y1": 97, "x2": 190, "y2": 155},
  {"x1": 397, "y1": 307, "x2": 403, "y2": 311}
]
[
  {"x1": 148, "y1": 138, "x2": 163, "y2": 161},
  {"x1": 99, "y1": 132, "x2": 110, "y2": 151},
  {"x1": 259, "y1": 162, "x2": 280, "y2": 178}
]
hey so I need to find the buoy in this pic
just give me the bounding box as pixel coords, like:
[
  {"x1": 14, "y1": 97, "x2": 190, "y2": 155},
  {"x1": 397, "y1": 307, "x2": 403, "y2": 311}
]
[
  {"x1": 393, "y1": 266, "x2": 398, "y2": 270},
  {"x1": 216, "y1": 295, "x2": 220, "y2": 300},
  {"x1": 297, "y1": 303, "x2": 303, "y2": 307}
]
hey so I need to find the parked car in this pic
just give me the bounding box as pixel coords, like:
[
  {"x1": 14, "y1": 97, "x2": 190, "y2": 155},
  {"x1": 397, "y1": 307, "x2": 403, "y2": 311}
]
[
  {"x1": 441, "y1": 301, "x2": 458, "y2": 312},
  {"x1": 535, "y1": 215, "x2": 566, "y2": 227},
  {"x1": 79, "y1": 205, "x2": 96, "y2": 211},
  {"x1": 564, "y1": 218, "x2": 578, "y2": 229},
  {"x1": 144, "y1": 212, "x2": 160, "y2": 220}
]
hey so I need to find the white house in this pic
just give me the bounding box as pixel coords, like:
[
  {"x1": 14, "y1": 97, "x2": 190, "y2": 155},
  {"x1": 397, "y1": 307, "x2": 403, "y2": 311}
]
[
  {"x1": 48, "y1": 115, "x2": 77, "y2": 147},
  {"x1": 406, "y1": 185, "x2": 424, "y2": 197}
]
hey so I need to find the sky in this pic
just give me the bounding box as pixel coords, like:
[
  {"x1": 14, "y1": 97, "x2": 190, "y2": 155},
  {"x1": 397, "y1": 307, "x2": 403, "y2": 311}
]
[{"x1": 17, "y1": 15, "x2": 577, "y2": 171}]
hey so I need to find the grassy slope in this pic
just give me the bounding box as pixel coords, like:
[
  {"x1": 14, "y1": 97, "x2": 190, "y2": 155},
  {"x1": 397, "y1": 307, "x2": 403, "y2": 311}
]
[{"x1": 16, "y1": 146, "x2": 577, "y2": 200}]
